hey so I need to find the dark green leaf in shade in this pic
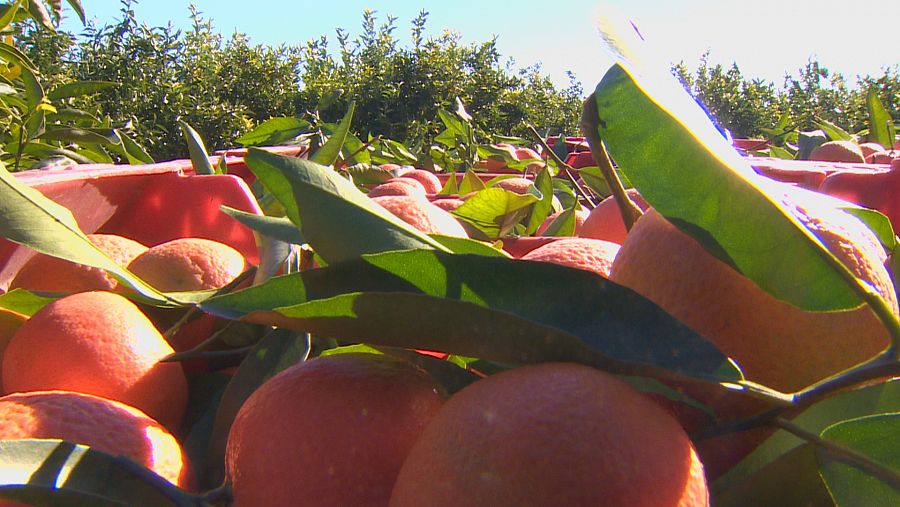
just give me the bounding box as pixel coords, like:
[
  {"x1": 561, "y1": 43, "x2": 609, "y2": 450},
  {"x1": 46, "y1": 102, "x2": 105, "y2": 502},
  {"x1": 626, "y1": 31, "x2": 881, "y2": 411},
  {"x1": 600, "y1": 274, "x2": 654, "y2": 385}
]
[
  {"x1": 593, "y1": 62, "x2": 869, "y2": 312},
  {"x1": 202, "y1": 249, "x2": 742, "y2": 383},
  {"x1": 234, "y1": 117, "x2": 311, "y2": 147},
  {"x1": 204, "y1": 328, "x2": 310, "y2": 488},
  {"x1": 47, "y1": 81, "x2": 116, "y2": 102},
  {"x1": 342, "y1": 163, "x2": 393, "y2": 185},
  {"x1": 817, "y1": 413, "x2": 900, "y2": 506},
  {"x1": 814, "y1": 117, "x2": 853, "y2": 142},
  {"x1": 243, "y1": 149, "x2": 450, "y2": 264},
  {"x1": 798, "y1": 130, "x2": 827, "y2": 160},
  {"x1": 0, "y1": 439, "x2": 199, "y2": 506},
  {"x1": 40, "y1": 127, "x2": 121, "y2": 145},
  {"x1": 541, "y1": 206, "x2": 578, "y2": 237}
]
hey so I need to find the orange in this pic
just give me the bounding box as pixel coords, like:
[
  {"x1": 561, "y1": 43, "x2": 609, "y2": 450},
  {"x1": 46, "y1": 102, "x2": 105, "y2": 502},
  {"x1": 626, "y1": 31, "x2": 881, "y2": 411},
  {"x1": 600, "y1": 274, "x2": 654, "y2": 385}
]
[
  {"x1": 371, "y1": 195, "x2": 468, "y2": 237},
  {"x1": 429, "y1": 196, "x2": 466, "y2": 212},
  {"x1": 0, "y1": 308, "x2": 27, "y2": 383},
  {"x1": 10, "y1": 233, "x2": 148, "y2": 294},
  {"x1": 127, "y1": 237, "x2": 247, "y2": 292},
  {"x1": 609, "y1": 190, "x2": 897, "y2": 476},
  {"x1": 225, "y1": 353, "x2": 446, "y2": 507},
  {"x1": 579, "y1": 188, "x2": 650, "y2": 244},
  {"x1": 536, "y1": 207, "x2": 590, "y2": 236},
  {"x1": 398, "y1": 169, "x2": 443, "y2": 194},
  {"x1": 492, "y1": 177, "x2": 534, "y2": 194},
  {"x1": 809, "y1": 140, "x2": 866, "y2": 163},
  {"x1": 368, "y1": 178, "x2": 428, "y2": 198},
  {"x1": 2, "y1": 291, "x2": 188, "y2": 431},
  {"x1": 390, "y1": 362, "x2": 709, "y2": 507},
  {"x1": 521, "y1": 237, "x2": 620, "y2": 278},
  {"x1": 0, "y1": 390, "x2": 190, "y2": 489}
]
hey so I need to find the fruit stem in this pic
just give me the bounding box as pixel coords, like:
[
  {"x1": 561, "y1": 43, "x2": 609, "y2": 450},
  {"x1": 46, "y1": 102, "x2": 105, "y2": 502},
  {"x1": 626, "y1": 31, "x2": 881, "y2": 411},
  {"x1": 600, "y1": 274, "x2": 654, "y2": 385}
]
[
  {"x1": 526, "y1": 124, "x2": 597, "y2": 209},
  {"x1": 773, "y1": 416, "x2": 900, "y2": 491},
  {"x1": 580, "y1": 93, "x2": 643, "y2": 229}
]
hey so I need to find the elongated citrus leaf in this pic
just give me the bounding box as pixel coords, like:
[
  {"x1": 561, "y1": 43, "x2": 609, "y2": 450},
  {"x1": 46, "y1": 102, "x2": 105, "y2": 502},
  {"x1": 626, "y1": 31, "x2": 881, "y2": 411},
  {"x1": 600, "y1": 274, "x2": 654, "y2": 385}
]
[
  {"x1": 717, "y1": 378, "x2": 900, "y2": 493},
  {"x1": 815, "y1": 117, "x2": 853, "y2": 141},
  {"x1": 0, "y1": 4, "x2": 20, "y2": 32},
  {"x1": 26, "y1": 0, "x2": 54, "y2": 30},
  {"x1": 541, "y1": 206, "x2": 578, "y2": 237},
  {"x1": 0, "y1": 42, "x2": 37, "y2": 72},
  {"x1": 235, "y1": 117, "x2": 311, "y2": 147},
  {"x1": 817, "y1": 413, "x2": 900, "y2": 506},
  {"x1": 458, "y1": 169, "x2": 487, "y2": 194},
  {"x1": 66, "y1": 0, "x2": 85, "y2": 25},
  {"x1": 178, "y1": 121, "x2": 214, "y2": 175},
  {"x1": 0, "y1": 166, "x2": 170, "y2": 305},
  {"x1": 524, "y1": 166, "x2": 555, "y2": 235},
  {"x1": 202, "y1": 249, "x2": 742, "y2": 383},
  {"x1": 451, "y1": 187, "x2": 538, "y2": 239},
  {"x1": 310, "y1": 102, "x2": 354, "y2": 166},
  {"x1": 438, "y1": 170, "x2": 458, "y2": 195},
  {"x1": 428, "y1": 234, "x2": 509, "y2": 257},
  {"x1": 119, "y1": 131, "x2": 154, "y2": 164},
  {"x1": 204, "y1": 328, "x2": 310, "y2": 487},
  {"x1": 47, "y1": 81, "x2": 116, "y2": 101},
  {"x1": 244, "y1": 149, "x2": 451, "y2": 264},
  {"x1": 0, "y1": 439, "x2": 196, "y2": 506},
  {"x1": 220, "y1": 206, "x2": 305, "y2": 245},
  {"x1": 867, "y1": 88, "x2": 896, "y2": 151},
  {"x1": 40, "y1": 127, "x2": 121, "y2": 145},
  {"x1": 0, "y1": 288, "x2": 54, "y2": 316},
  {"x1": 593, "y1": 62, "x2": 867, "y2": 312}
]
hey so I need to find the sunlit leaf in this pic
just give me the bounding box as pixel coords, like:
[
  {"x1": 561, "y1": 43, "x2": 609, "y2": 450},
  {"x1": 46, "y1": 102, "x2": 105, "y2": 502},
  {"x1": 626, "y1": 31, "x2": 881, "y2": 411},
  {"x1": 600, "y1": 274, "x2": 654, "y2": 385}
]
[
  {"x1": 451, "y1": 187, "x2": 538, "y2": 239},
  {"x1": 178, "y1": 120, "x2": 214, "y2": 175},
  {"x1": 310, "y1": 102, "x2": 355, "y2": 166},
  {"x1": 47, "y1": 81, "x2": 116, "y2": 102},
  {"x1": 867, "y1": 88, "x2": 896, "y2": 151},
  {"x1": 235, "y1": 117, "x2": 311, "y2": 147}
]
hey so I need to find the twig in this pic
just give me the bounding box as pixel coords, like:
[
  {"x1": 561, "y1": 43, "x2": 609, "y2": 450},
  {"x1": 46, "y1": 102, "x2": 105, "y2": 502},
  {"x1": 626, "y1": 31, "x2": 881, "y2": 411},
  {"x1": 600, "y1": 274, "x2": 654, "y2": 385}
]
[
  {"x1": 773, "y1": 416, "x2": 900, "y2": 491},
  {"x1": 526, "y1": 124, "x2": 597, "y2": 209},
  {"x1": 336, "y1": 134, "x2": 383, "y2": 169},
  {"x1": 580, "y1": 93, "x2": 643, "y2": 229}
]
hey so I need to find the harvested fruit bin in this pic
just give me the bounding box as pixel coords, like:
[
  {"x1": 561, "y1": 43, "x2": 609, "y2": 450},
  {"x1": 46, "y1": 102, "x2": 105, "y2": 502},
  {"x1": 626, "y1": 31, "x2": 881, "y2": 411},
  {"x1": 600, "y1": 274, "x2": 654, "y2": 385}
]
[{"x1": 0, "y1": 146, "x2": 303, "y2": 292}]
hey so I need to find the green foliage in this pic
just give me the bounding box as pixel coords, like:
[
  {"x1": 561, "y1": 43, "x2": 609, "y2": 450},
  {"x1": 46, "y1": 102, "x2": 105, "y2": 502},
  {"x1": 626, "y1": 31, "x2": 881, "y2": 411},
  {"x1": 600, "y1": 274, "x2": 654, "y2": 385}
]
[{"x1": 673, "y1": 52, "x2": 899, "y2": 143}]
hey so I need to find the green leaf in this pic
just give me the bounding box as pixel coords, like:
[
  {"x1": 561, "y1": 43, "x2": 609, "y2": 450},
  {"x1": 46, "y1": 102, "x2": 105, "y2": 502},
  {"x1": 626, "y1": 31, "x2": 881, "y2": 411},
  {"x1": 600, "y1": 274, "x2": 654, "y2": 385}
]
[
  {"x1": 524, "y1": 166, "x2": 555, "y2": 235},
  {"x1": 867, "y1": 88, "x2": 896, "y2": 151},
  {"x1": 244, "y1": 149, "x2": 451, "y2": 264},
  {"x1": 310, "y1": 102, "x2": 355, "y2": 166},
  {"x1": 840, "y1": 207, "x2": 897, "y2": 251},
  {"x1": 552, "y1": 135, "x2": 570, "y2": 161},
  {"x1": 202, "y1": 249, "x2": 743, "y2": 383},
  {"x1": 220, "y1": 206, "x2": 305, "y2": 245},
  {"x1": 26, "y1": 0, "x2": 54, "y2": 30},
  {"x1": 119, "y1": 131, "x2": 154, "y2": 164},
  {"x1": 47, "y1": 81, "x2": 117, "y2": 102},
  {"x1": 767, "y1": 144, "x2": 797, "y2": 160},
  {"x1": 234, "y1": 117, "x2": 311, "y2": 147},
  {"x1": 578, "y1": 165, "x2": 632, "y2": 198},
  {"x1": 428, "y1": 234, "x2": 510, "y2": 257},
  {"x1": 438, "y1": 170, "x2": 459, "y2": 196},
  {"x1": 457, "y1": 169, "x2": 487, "y2": 195},
  {"x1": 178, "y1": 121, "x2": 214, "y2": 175},
  {"x1": 0, "y1": 42, "x2": 38, "y2": 72},
  {"x1": 40, "y1": 127, "x2": 121, "y2": 145},
  {"x1": 452, "y1": 187, "x2": 539, "y2": 239},
  {"x1": 0, "y1": 288, "x2": 54, "y2": 316},
  {"x1": 342, "y1": 163, "x2": 393, "y2": 186},
  {"x1": 541, "y1": 206, "x2": 578, "y2": 237},
  {"x1": 203, "y1": 328, "x2": 310, "y2": 488},
  {"x1": 0, "y1": 4, "x2": 20, "y2": 31},
  {"x1": 798, "y1": 129, "x2": 827, "y2": 160},
  {"x1": 717, "y1": 378, "x2": 900, "y2": 494},
  {"x1": 818, "y1": 413, "x2": 900, "y2": 506},
  {"x1": 66, "y1": 0, "x2": 85, "y2": 25},
  {"x1": 0, "y1": 439, "x2": 196, "y2": 506},
  {"x1": 593, "y1": 62, "x2": 866, "y2": 312},
  {"x1": 0, "y1": 165, "x2": 170, "y2": 305},
  {"x1": 814, "y1": 117, "x2": 853, "y2": 142}
]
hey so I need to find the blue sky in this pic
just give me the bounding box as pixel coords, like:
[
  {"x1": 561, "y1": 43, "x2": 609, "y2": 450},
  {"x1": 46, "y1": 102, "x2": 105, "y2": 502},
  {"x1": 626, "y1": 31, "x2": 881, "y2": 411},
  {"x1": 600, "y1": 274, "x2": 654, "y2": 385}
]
[{"x1": 60, "y1": 0, "x2": 899, "y2": 92}]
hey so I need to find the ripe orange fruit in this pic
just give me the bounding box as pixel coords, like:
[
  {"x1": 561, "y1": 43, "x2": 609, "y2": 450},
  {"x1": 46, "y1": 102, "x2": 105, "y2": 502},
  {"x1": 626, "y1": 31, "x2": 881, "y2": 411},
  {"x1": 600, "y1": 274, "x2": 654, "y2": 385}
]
[
  {"x1": 429, "y1": 196, "x2": 466, "y2": 212},
  {"x1": 390, "y1": 362, "x2": 709, "y2": 507},
  {"x1": 372, "y1": 195, "x2": 468, "y2": 237},
  {"x1": 127, "y1": 237, "x2": 247, "y2": 292},
  {"x1": 809, "y1": 140, "x2": 866, "y2": 163},
  {"x1": 2, "y1": 291, "x2": 188, "y2": 431},
  {"x1": 368, "y1": 178, "x2": 427, "y2": 198},
  {"x1": 225, "y1": 353, "x2": 446, "y2": 507},
  {"x1": 0, "y1": 390, "x2": 191, "y2": 488},
  {"x1": 858, "y1": 142, "x2": 885, "y2": 159},
  {"x1": 579, "y1": 188, "x2": 650, "y2": 244},
  {"x1": 10, "y1": 233, "x2": 148, "y2": 294},
  {"x1": 493, "y1": 177, "x2": 534, "y2": 195},
  {"x1": 609, "y1": 191, "x2": 897, "y2": 476},
  {"x1": 521, "y1": 237, "x2": 621, "y2": 278},
  {"x1": 398, "y1": 169, "x2": 443, "y2": 194}
]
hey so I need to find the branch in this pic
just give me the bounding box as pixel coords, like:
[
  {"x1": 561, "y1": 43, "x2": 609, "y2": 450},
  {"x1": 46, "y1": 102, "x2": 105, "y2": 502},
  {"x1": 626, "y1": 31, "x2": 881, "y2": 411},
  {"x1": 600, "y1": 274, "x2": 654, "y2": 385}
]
[{"x1": 526, "y1": 124, "x2": 596, "y2": 209}]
